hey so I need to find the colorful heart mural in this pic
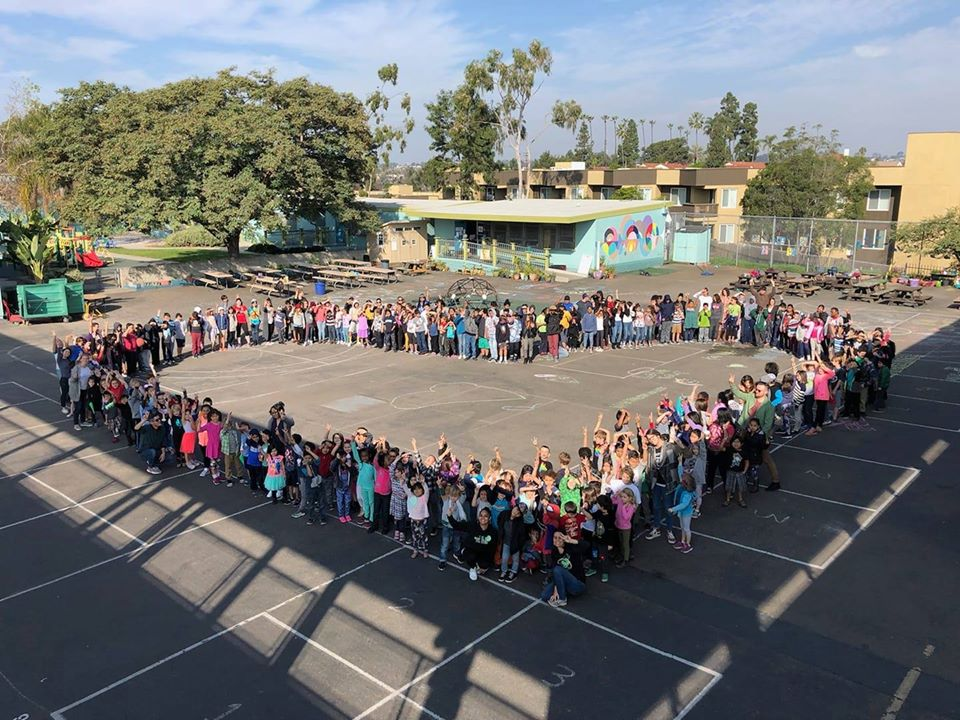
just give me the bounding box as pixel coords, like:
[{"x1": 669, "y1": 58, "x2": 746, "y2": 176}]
[{"x1": 602, "y1": 214, "x2": 661, "y2": 259}]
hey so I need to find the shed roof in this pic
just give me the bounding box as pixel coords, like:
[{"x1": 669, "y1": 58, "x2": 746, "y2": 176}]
[{"x1": 360, "y1": 198, "x2": 669, "y2": 224}]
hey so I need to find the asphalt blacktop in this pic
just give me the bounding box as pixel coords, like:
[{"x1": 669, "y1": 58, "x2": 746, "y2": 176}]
[{"x1": 0, "y1": 265, "x2": 958, "y2": 719}]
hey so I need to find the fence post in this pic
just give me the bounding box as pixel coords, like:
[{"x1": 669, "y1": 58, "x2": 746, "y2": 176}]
[
  {"x1": 491, "y1": 239, "x2": 498, "y2": 267},
  {"x1": 544, "y1": 248, "x2": 551, "y2": 271},
  {"x1": 851, "y1": 221, "x2": 859, "y2": 273},
  {"x1": 769, "y1": 216, "x2": 777, "y2": 268},
  {"x1": 735, "y1": 236, "x2": 740, "y2": 266},
  {"x1": 462, "y1": 239, "x2": 468, "y2": 262}
]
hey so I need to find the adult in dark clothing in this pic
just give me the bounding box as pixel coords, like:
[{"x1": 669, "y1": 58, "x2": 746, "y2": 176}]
[
  {"x1": 545, "y1": 306, "x2": 562, "y2": 360},
  {"x1": 539, "y1": 533, "x2": 586, "y2": 607},
  {"x1": 659, "y1": 295, "x2": 675, "y2": 344},
  {"x1": 449, "y1": 506, "x2": 496, "y2": 581},
  {"x1": 643, "y1": 427, "x2": 687, "y2": 541},
  {"x1": 135, "y1": 412, "x2": 168, "y2": 474},
  {"x1": 497, "y1": 504, "x2": 527, "y2": 582}
]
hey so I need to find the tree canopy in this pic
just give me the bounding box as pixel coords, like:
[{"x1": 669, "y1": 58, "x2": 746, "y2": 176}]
[
  {"x1": 32, "y1": 70, "x2": 375, "y2": 254},
  {"x1": 619, "y1": 119, "x2": 640, "y2": 167},
  {"x1": 895, "y1": 207, "x2": 960, "y2": 266},
  {"x1": 742, "y1": 127, "x2": 874, "y2": 219},
  {"x1": 641, "y1": 138, "x2": 691, "y2": 164}
]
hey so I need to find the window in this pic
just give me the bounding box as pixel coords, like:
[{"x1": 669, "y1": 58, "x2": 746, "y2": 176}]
[
  {"x1": 669, "y1": 187, "x2": 687, "y2": 205},
  {"x1": 599, "y1": 186, "x2": 614, "y2": 200},
  {"x1": 508, "y1": 187, "x2": 519, "y2": 200},
  {"x1": 867, "y1": 189, "x2": 891, "y2": 212},
  {"x1": 718, "y1": 224, "x2": 736, "y2": 244},
  {"x1": 861, "y1": 228, "x2": 887, "y2": 250},
  {"x1": 538, "y1": 187, "x2": 551, "y2": 199},
  {"x1": 637, "y1": 187, "x2": 652, "y2": 201},
  {"x1": 484, "y1": 186, "x2": 495, "y2": 201},
  {"x1": 720, "y1": 188, "x2": 738, "y2": 209},
  {"x1": 571, "y1": 186, "x2": 585, "y2": 200},
  {"x1": 556, "y1": 224, "x2": 576, "y2": 250}
]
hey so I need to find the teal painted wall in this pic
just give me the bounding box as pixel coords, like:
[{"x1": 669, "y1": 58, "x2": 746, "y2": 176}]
[{"x1": 549, "y1": 210, "x2": 667, "y2": 273}]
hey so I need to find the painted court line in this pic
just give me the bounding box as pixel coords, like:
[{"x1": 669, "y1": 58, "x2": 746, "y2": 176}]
[
  {"x1": 0, "y1": 397, "x2": 48, "y2": 410},
  {"x1": 0, "y1": 468, "x2": 199, "y2": 532},
  {"x1": 762, "y1": 485, "x2": 879, "y2": 513},
  {"x1": 22, "y1": 472, "x2": 147, "y2": 548},
  {"x1": 817, "y1": 468, "x2": 921, "y2": 572},
  {"x1": 0, "y1": 417, "x2": 73, "y2": 439},
  {"x1": 50, "y1": 547, "x2": 405, "y2": 719},
  {"x1": 868, "y1": 416, "x2": 959, "y2": 433},
  {"x1": 774, "y1": 445, "x2": 915, "y2": 470},
  {"x1": 261, "y1": 614, "x2": 446, "y2": 720},
  {"x1": 351, "y1": 601, "x2": 541, "y2": 720},
  {"x1": 890, "y1": 393, "x2": 960, "y2": 406},
  {"x1": 0, "y1": 446, "x2": 133, "y2": 480},
  {"x1": 0, "y1": 501, "x2": 272, "y2": 605},
  {"x1": 6, "y1": 380, "x2": 60, "y2": 403},
  {"x1": 897, "y1": 373, "x2": 960, "y2": 383},
  {"x1": 691, "y1": 530, "x2": 823, "y2": 570}
]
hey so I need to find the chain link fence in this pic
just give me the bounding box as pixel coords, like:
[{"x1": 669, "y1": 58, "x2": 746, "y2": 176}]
[{"x1": 678, "y1": 213, "x2": 901, "y2": 275}]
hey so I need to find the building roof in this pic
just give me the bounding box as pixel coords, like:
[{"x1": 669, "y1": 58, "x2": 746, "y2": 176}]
[
  {"x1": 360, "y1": 198, "x2": 670, "y2": 224},
  {"x1": 723, "y1": 161, "x2": 766, "y2": 169}
]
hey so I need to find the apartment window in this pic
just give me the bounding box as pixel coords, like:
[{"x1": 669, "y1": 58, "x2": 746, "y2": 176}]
[
  {"x1": 861, "y1": 228, "x2": 887, "y2": 250},
  {"x1": 867, "y1": 189, "x2": 891, "y2": 212},
  {"x1": 637, "y1": 187, "x2": 652, "y2": 201},
  {"x1": 718, "y1": 224, "x2": 737, "y2": 244},
  {"x1": 538, "y1": 187, "x2": 551, "y2": 199},
  {"x1": 570, "y1": 186, "x2": 585, "y2": 200},
  {"x1": 720, "y1": 188, "x2": 738, "y2": 209},
  {"x1": 599, "y1": 186, "x2": 614, "y2": 200},
  {"x1": 484, "y1": 186, "x2": 495, "y2": 201},
  {"x1": 669, "y1": 187, "x2": 687, "y2": 205}
]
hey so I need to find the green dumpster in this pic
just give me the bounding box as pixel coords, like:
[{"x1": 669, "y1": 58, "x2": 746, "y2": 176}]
[
  {"x1": 63, "y1": 281, "x2": 84, "y2": 316},
  {"x1": 16, "y1": 282, "x2": 69, "y2": 320}
]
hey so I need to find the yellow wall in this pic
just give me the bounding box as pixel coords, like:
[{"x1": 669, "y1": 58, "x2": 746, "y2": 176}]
[{"x1": 870, "y1": 132, "x2": 960, "y2": 222}]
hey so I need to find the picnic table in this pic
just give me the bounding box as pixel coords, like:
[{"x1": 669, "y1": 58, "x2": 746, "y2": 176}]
[
  {"x1": 284, "y1": 263, "x2": 325, "y2": 279},
  {"x1": 876, "y1": 286, "x2": 931, "y2": 307},
  {"x1": 315, "y1": 269, "x2": 361, "y2": 288},
  {"x1": 356, "y1": 266, "x2": 398, "y2": 283},
  {"x1": 330, "y1": 258, "x2": 368, "y2": 268},
  {"x1": 396, "y1": 259, "x2": 430, "y2": 275},
  {"x1": 839, "y1": 279, "x2": 885, "y2": 302},
  {"x1": 83, "y1": 292, "x2": 109, "y2": 319},
  {"x1": 784, "y1": 278, "x2": 819, "y2": 297},
  {"x1": 200, "y1": 270, "x2": 237, "y2": 289},
  {"x1": 244, "y1": 266, "x2": 287, "y2": 279}
]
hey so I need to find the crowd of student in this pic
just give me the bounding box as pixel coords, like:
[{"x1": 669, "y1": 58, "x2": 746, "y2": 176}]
[
  {"x1": 49, "y1": 282, "x2": 897, "y2": 607},
  {"x1": 52, "y1": 282, "x2": 881, "y2": 377}
]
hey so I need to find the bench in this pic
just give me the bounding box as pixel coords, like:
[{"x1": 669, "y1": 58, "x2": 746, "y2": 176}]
[
  {"x1": 950, "y1": 296, "x2": 960, "y2": 309},
  {"x1": 83, "y1": 292, "x2": 109, "y2": 319},
  {"x1": 193, "y1": 277, "x2": 218, "y2": 288},
  {"x1": 248, "y1": 280, "x2": 286, "y2": 296}
]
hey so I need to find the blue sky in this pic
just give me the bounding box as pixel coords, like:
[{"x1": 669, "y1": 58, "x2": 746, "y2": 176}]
[{"x1": 0, "y1": 0, "x2": 956, "y2": 160}]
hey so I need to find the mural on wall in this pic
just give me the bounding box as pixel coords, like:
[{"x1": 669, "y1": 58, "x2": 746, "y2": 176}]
[{"x1": 600, "y1": 214, "x2": 662, "y2": 259}]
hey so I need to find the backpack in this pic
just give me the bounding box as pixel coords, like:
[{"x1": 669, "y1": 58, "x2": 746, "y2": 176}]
[{"x1": 707, "y1": 422, "x2": 726, "y2": 451}]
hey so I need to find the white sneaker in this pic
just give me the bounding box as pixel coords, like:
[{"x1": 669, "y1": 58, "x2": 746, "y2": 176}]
[
  {"x1": 199, "y1": 468, "x2": 209, "y2": 477},
  {"x1": 146, "y1": 466, "x2": 162, "y2": 475},
  {"x1": 74, "y1": 424, "x2": 81, "y2": 431},
  {"x1": 61, "y1": 407, "x2": 70, "y2": 415},
  {"x1": 469, "y1": 567, "x2": 478, "y2": 581}
]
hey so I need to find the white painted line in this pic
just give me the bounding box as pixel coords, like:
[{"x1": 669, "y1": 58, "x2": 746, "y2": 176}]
[
  {"x1": 691, "y1": 530, "x2": 823, "y2": 569},
  {"x1": 261, "y1": 614, "x2": 446, "y2": 720},
  {"x1": 0, "y1": 397, "x2": 48, "y2": 410},
  {"x1": 0, "y1": 417, "x2": 73, "y2": 439},
  {"x1": 6, "y1": 346, "x2": 58, "y2": 378},
  {"x1": 761, "y1": 485, "x2": 879, "y2": 513},
  {"x1": 22, "y1": 472, "x2": 147, "y2": 547},
  {"x1": 817, "y1": 468, "x2": 921, "y2": 572},
  {"x1": 675, "y1": 672, "x2": 724, "y2": 720},
  {"x1": 351, "y1": 600, "x2": 540, "y2": 720},
  {"x1": 8, "y1": 380, "x2": 60, "y2": 404},
  {"x1": 0, "y1": 501, "x2": 272, "y2": 605},
  {"x1": 0, "y1": 468, "x2": 199, "y2": 532},
  {"x1": 889, "y1": 393, "x2": 960, "y2": 406},
  {"x1": 868, "y1": 416, "x2": 959, "y2": 433},
  {"x1": 773, "y1": 445, "x2": 915, "y2": 470},
  {"x1": 49, "y1": 547, "x2": 405, "y2": 718},
  {"x1": 898, "y1": 373, "x2": 960, "y2": 383},
  {"x1": 0, "y1": 446, "x2": 134, "y2": 480}
]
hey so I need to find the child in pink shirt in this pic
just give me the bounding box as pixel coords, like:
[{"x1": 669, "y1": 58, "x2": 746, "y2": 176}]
[{"x1": 611, "y1": 489, "x2": 638, "y2": 567}]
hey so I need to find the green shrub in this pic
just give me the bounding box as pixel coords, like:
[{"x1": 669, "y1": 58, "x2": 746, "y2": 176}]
[
  {"x1": 246, "y1": 243, "x2": 282, "y2": 254},
  {"x1": 164, "y1": 225, "x2": 222, "y2": 248}
]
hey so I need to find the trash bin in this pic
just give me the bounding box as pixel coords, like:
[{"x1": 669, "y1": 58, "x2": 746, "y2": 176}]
[
  {"x1": 314, "y1": 281, "x2": 327, "y2": 296},
  {"x1": 380, "y1": 259, "x2": 390, "y2": 269}
]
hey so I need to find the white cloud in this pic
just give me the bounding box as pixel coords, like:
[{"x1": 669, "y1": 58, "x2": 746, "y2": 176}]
[{"x1": 853, "y1": 44, "x2": 891, "y2": 59}]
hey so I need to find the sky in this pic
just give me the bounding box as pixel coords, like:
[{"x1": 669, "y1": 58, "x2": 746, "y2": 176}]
[{"x1": 0, "y1": 0, "x2": 956, "y2": 161}]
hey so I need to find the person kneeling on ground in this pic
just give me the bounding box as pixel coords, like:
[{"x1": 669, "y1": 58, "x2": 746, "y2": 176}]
[
  {"x1": 135, "y1": 411, "x2": 167, "y2": 475},
  {"x1": 448, "y1": 506, "x2": 496, "y2": 581},
  {"x1": 540, "y1": 532, "x2": 587, "y2": 608}
]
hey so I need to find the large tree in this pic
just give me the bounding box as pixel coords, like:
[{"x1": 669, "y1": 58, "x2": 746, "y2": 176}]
[
  {"x1": 742, "y1": 127, "x2": 874, "y2": 219},
  {"x1": 423, "y1": 84, "x2": 498, "y2": 198},
  {"x1": 619, "y1": 119, "x2": 640, "y2": 167},
  {"x1": 895, "y1": 207, "x2": 960, "y2": 266},
  {"x1": 365, "y1": 64, "x2": 414, "y2": 189},
  {"x1": 641, "y1": 137, "x2": 691, "y2": 164},
  {"x1": 572, "y1": 119, "x2": 593, "y2": 162},
  {"x1": 735, "y1": 101, "x2": 759, "y2": 161},
  {"x1": 464, "y1": 40, "x2": 580, "y2": 198},
  {"x1": 0, "y1": 80, "x2": 57, "y2": 212},
  {"x1": 704, "y1": 92, "x2": 742, "y2": 167},
  {"x1": 40, "y1": 70, "x2": 375, "y2": 255}
]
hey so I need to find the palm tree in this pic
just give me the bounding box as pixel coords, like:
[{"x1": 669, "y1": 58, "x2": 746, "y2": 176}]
[
  {"x1": 687, "y1": 112, "x2": 705, "y2": 164},
  {"x1": 601, "y1": 114, "x2": 610, "y2": 156},
  {"x1": 667, "y1": 122, "x2": 674, "y2": 139},
  {"x1": 611, "y1": 115, "x2": 621, "y2": 164},
  {"x1": 649, "y1": 119, "x2": 656, "y2": 144},
  {"x1": 584, "y1": 114, "x2": 595, "y2": 148}
]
